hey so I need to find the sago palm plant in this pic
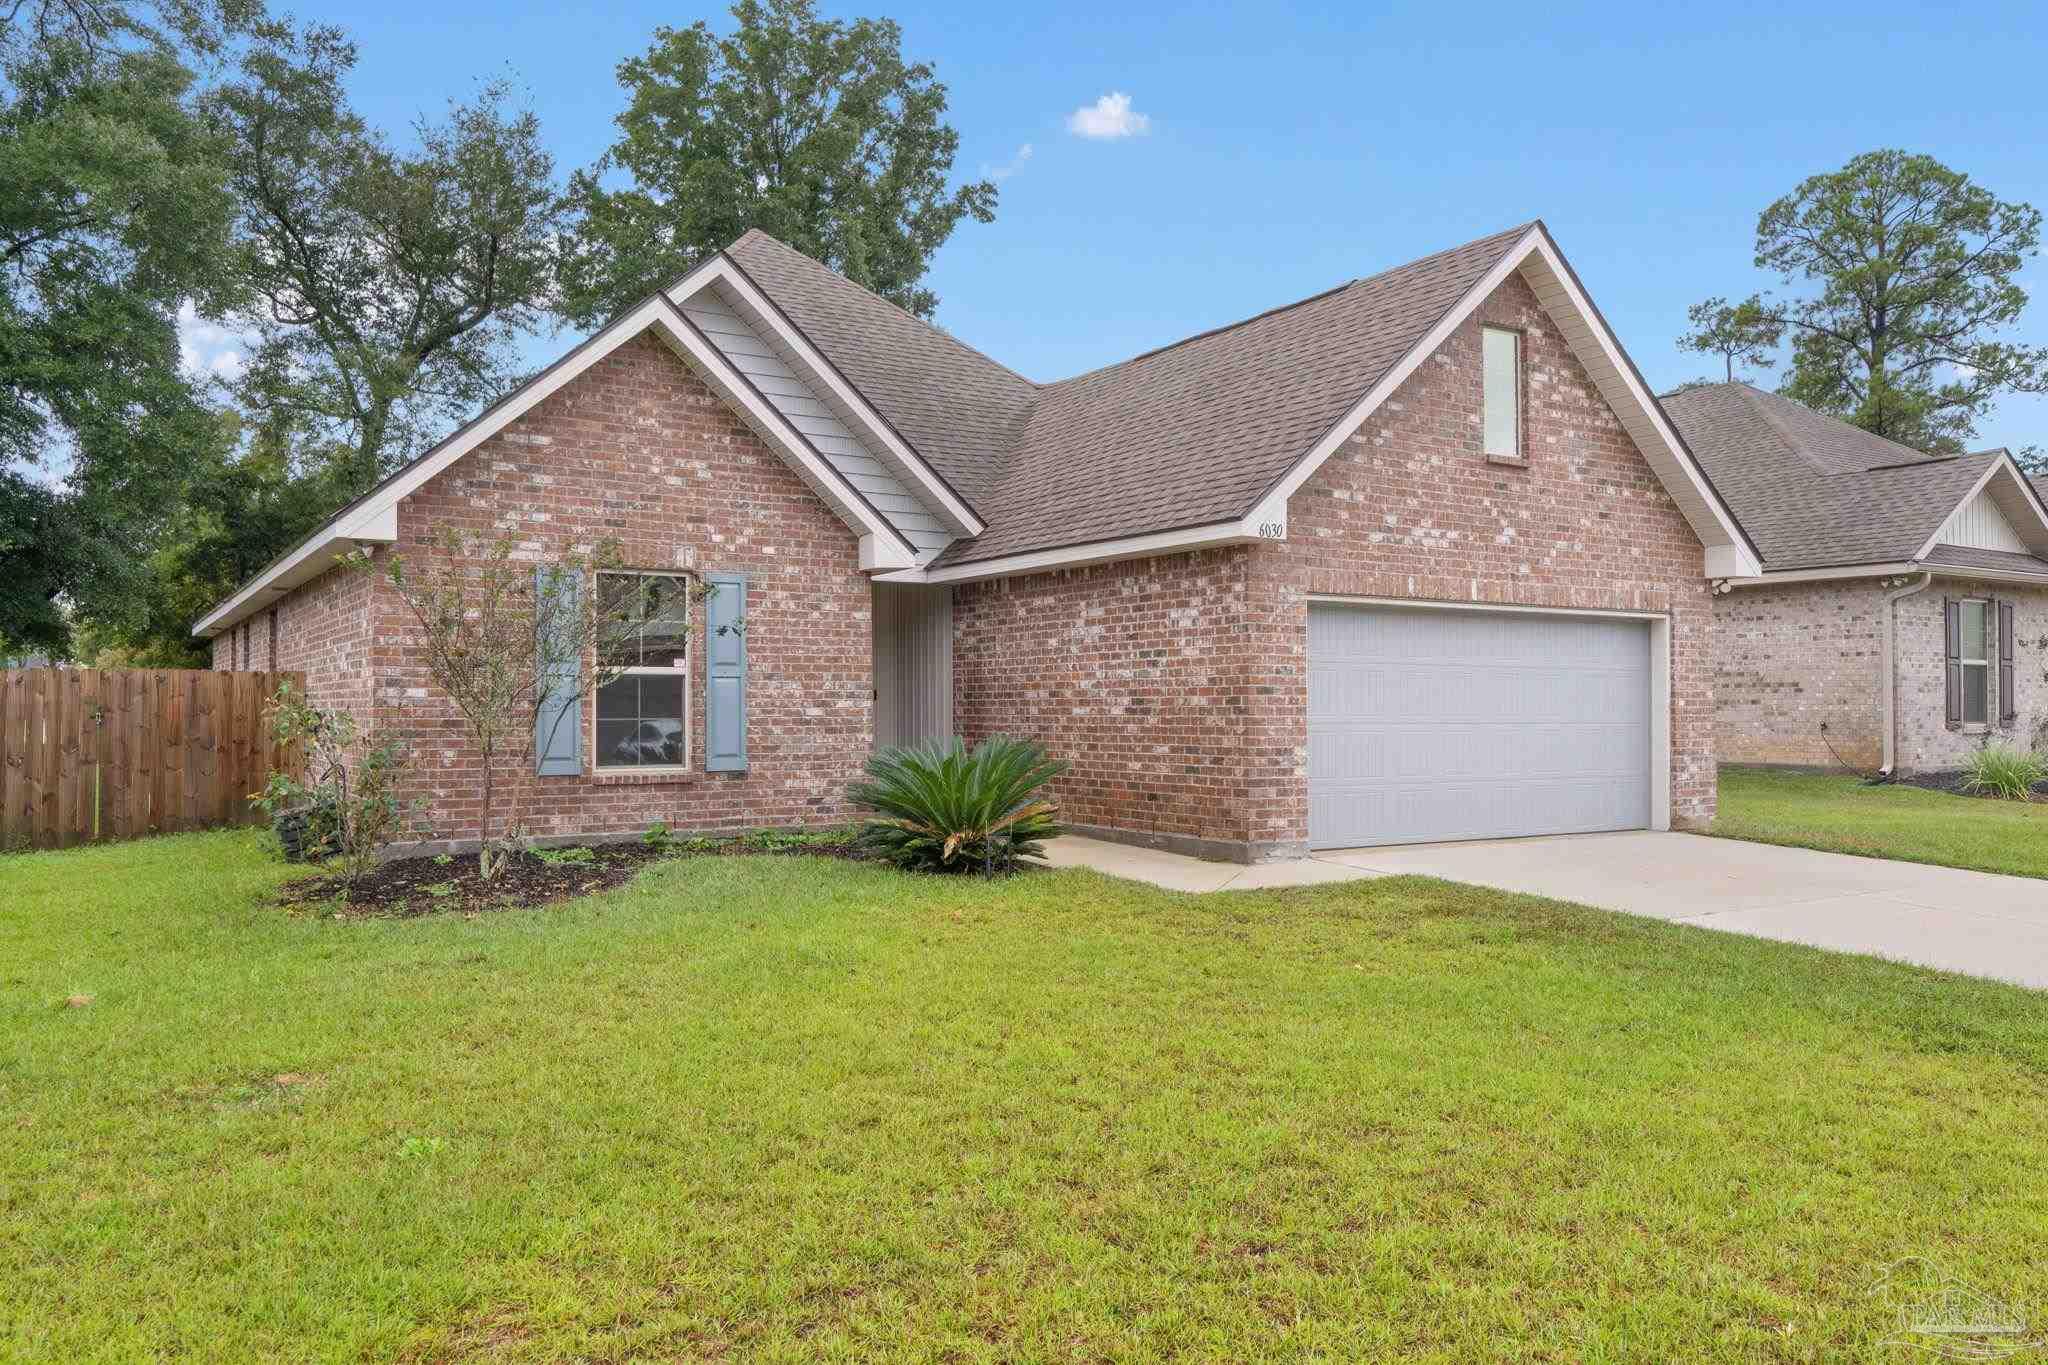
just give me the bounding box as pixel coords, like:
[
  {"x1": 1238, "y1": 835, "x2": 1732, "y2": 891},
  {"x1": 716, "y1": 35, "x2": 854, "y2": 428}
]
[{"x1": 849, "y1": 736, "x2": 1067, "y2": 874}]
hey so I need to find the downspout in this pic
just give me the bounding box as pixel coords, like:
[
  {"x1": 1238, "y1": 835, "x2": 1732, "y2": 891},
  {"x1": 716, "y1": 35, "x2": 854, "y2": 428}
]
[{"x1": 1880, "y1": 571, "x2": 1934, "y2": 778}]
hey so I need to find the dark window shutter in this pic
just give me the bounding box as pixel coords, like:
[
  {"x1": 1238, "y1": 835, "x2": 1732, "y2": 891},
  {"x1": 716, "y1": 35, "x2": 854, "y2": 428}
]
[
  {"x1": 704, "y1": 572, "x2": 748, "y2": 771},
  {"x1": 534, "y1": 566, "x2": 584, "y2": 775},
  {"x1": 1944, "y1": 597, "x2": 1962, "y2": 730},
  {"x1": 1999, "y1": 599, "x2": 2018, "y2": 727}
]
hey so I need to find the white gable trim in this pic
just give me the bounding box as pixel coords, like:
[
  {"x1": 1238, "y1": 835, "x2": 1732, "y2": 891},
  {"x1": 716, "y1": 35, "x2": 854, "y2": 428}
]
[
  {"x1": 671, "y1": 254, "x2": 985, "y2": 538},
  {"x1": 1913, "y1": 453, "x2": 2048, "y2": 561},
  {"x1": 877, "y1": 517, "x2": 1267, "y2": 586},
  {"x1": 1243, "y1": 224, "x2": 1763, "y2": 580},
  {"x1": 193, "y1": 291, "x2": 914, "y2": 637}
]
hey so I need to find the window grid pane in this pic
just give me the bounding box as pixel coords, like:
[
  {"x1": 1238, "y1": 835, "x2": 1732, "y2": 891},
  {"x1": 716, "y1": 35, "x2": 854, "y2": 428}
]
[
  {"x1": 1482, "y1": 328, "x2": 1519, "y2": 458},
  {"x1": 1961, "y1": 601, "x2": 1988, "y2": 662},
  {"x1": 1964, "y1": 663, "x2": 1989, "y2": 725},
  {"x1": 594, "y1": 572, "x2": 689, "y2": 768}
]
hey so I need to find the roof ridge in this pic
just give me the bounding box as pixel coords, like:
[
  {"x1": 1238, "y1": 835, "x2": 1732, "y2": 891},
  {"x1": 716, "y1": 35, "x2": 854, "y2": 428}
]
[
  {"x1": 1725, "y1": 381, "x2": 1810, "y2": 471},
  {"x1": 1046, "y1": 280, "x2": 1359, "y2": 386},
  {"x1": 1860, "y1": 454, "x2": 1971, "y2": 473},
  {"x1": 1042, "y1": 220, "x2": 1539, "y2": 390},
  {"x1": 730, "y1": 229, "x2": 1041, "y2": 392}
]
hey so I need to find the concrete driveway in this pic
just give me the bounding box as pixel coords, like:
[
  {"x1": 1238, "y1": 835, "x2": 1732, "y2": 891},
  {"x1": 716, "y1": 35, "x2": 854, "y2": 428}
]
[{"x1": 1319, "y1": 832, "x2": 2048, "y2": 989}]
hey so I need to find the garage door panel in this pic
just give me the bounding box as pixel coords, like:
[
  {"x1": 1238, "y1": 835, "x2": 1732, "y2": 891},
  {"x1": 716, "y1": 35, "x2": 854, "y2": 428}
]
[{"x1": 1308, "y1": 604, "x2": 1652, "y2": 848}]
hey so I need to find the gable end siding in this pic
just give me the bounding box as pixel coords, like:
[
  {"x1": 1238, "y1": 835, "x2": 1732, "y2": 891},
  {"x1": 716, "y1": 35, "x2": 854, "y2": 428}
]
[
  {"x1": 680, "y1": 286, "x2": 955, "y2": 558},
  {"x1": 1936, "y1": 488, "x2": 2032, "y2": 554}
]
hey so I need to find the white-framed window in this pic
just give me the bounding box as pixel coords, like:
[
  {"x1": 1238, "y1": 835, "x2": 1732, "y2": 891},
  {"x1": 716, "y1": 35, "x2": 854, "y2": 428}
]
[
  {"x1": 1481, "y1": 325, "x2": 1521, "y2": 460},
  {"x1": 594, "y1": 571, "x2": 692, "y2": 770},
  {"x1": 1960, "y1": 598, "x2": 1991, "y2": 727}
]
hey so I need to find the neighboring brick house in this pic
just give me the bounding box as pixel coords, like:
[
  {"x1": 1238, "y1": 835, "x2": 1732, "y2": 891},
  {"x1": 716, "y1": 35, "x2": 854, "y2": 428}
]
[
  {"x1": 1664, "y1": 382, "x2": 2048, "y2": 775},
  {"x1": 196, "y1": 222, "x2": 1758, "y2": 861}
]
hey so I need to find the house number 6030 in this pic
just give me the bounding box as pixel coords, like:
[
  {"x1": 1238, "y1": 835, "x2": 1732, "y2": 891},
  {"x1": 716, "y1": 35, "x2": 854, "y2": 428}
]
[{"x1": 1257, "y1": 522, "x2": 1286, "y2": 539}]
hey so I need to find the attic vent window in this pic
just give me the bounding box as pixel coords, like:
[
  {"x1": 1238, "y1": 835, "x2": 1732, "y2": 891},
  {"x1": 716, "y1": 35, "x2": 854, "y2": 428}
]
[{"x1": 1482, "y1": 327, "x2": 1522, "y2": 461}]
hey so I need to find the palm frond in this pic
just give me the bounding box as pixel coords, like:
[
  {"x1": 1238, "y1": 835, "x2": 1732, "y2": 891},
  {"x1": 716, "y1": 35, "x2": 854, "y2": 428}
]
[{"x1": 849, "y1": 736, "x2": 1068, "y2": 875}]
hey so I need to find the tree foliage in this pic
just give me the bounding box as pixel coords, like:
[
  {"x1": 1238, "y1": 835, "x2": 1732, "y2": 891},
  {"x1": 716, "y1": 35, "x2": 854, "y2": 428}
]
[
  {"x1": 1691, "y1": 150, "x2": 2048, "y2": 453},
  {"x1": 209, "y1": 23, "x2": 564, "y2": 497},
  {"x1": 1678, "y1": 295, "x2": 1784, "y2": 384},
  {"x1": 556, "y1": 0, "x2": 994, "y2": 327},
  {"x1": 0, "y1": 0, "x2": 253, "y2": 654},
  {"x1": 76, "y1": 416, "x2": 352, "y2": 665}
]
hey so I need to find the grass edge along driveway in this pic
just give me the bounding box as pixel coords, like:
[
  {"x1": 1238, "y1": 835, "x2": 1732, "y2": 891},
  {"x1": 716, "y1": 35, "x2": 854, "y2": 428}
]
[
  {"x1": 5, "y1": 830, "x2": 2047, "y2": 1361},
  {"x1": 1714, "y1": 764, "x2": 2048, "y2": 879}
]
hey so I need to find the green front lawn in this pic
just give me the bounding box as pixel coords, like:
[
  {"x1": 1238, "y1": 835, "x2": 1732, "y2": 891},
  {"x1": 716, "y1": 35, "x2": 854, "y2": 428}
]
[
  {"x1": 6, "y1": 833, "x2": 2047, "y2": 1361},
  {"x1": 1715, "y1": 764, "x2": 2048, "y2": 879}
]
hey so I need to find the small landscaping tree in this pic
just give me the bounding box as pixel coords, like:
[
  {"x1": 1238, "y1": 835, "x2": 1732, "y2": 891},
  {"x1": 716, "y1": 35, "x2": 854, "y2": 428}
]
[
  {"x1": 360, "y1": 533, "x2": 721, "y2": 880},
  {"x1": 250, "y1": 680, "x2": 418, "y2": 891}
]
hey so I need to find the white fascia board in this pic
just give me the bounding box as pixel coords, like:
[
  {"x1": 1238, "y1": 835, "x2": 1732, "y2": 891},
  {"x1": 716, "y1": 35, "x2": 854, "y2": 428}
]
[
  {"x1": 1912, "y1": 454, "x2": 2048, "y2": 560},
  {"x1": 1245, "y1": 225, "x2": 1762, "y2": 581},
  {"x1": 194, "y1": 285, "x2": 911, "y2": 637},
  {"x1": 1723, "y1": 557, "x2": 2048, "y2": 589},
  {"x1": 876, "y1": 517, "x2": 1263, "y2": 585},
  {"x1": 675, "y1": 257, "x2": 986, "y2": 538},
  {"x1": 1717, "y1": 562, "x2": 1920, "y2": 588}
]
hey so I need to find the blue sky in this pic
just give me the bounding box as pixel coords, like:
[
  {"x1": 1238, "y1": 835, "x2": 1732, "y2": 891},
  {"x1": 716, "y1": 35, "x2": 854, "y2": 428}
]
[{"x1": 313, "y1": 0, "x2": 2048, "y2": 450}]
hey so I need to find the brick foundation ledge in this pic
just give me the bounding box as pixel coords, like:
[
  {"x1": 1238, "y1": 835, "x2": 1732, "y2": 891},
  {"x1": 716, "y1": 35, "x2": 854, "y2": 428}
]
[{"x1": 1061, "y1": 821, "x2": 1308, "y2": 866}]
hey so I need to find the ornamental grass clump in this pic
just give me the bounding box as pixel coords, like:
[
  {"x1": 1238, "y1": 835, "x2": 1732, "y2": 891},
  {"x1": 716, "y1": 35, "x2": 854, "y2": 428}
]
[
  {"x1": 1959, "y1": 743, "x2": 2047, "y2": 802},
  {"x1": 850, "y1": 737, "x2": 1067, "y2": 875}
]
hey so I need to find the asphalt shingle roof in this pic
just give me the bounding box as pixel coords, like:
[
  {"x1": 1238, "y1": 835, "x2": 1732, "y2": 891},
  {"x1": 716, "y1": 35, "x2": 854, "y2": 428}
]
[
  {"x1": 730, "y1": 224, "x2": 1535, "y2": 567},
  {"x1": 1660, "y1": 383, "x2": 2010, "y2": 571},
  {"x1": 1921, "y1": 544, "x2": 2048, "y2": 576},
  {"x1": 724, "y1": 231, "x2": 1037, "y2": 508}
]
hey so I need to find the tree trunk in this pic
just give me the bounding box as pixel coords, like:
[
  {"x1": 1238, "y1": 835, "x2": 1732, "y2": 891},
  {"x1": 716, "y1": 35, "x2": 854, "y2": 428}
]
[{"x1": 478, "y1": 742, "x2": 496, "y2": 880}]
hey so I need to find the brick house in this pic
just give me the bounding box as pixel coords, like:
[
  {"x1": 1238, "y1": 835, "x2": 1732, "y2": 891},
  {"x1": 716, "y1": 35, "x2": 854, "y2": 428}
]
[
  {"x1": 195, "y1": 222, "x2": 1758, "y2": 861},
  {"x1": 1664, "y1": 382, "x2": 2048, "y2": 775}
]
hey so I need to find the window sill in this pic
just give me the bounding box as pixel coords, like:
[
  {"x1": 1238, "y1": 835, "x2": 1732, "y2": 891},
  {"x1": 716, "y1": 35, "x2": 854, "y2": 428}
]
[
  {"x1": 591, "y1": 766, "x2": 695, "y2": 785},
  {"x1": 1485, "y1": 452, "x2": 1529, "y2": 468}
]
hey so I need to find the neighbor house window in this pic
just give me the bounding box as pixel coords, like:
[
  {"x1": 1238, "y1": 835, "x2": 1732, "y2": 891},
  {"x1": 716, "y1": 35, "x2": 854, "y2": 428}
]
[
  {"x1": 1960, "y1": 598, "x2": 1991, "y2": 726},
  {"x1": 594, "y1": 571, "x2": 691, "y2": 769},
  {"x1": 1482, "y1": 326, "x2": 1521, "y2": 460}
]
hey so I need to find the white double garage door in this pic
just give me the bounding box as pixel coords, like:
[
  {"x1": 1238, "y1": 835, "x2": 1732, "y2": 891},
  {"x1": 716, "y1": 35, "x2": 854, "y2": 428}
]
[{"x1": 1308, "y1": 602, "x2": 1662, "y2": 849}]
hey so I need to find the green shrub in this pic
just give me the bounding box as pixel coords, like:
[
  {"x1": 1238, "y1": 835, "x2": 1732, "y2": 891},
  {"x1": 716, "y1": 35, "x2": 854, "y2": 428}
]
[
  {"x1": 1959, "y1": 743, "x2": 2047, "y2": 801},
  {"x1": 849, "y1": 737, "x2": 1067, "y2": 875},
  {"x1": 530, "y1": 844, "x2": 597, "y2": 867}
]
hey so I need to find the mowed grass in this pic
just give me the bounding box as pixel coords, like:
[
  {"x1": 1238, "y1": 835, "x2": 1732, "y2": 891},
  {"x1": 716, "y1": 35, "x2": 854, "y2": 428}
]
[
  {"x1": 1715, "y1": 764, "x2": 2048, "y2": 879},
  {"x1": 5, "y1": 834, "x2": 2048, "y2": 1362}
]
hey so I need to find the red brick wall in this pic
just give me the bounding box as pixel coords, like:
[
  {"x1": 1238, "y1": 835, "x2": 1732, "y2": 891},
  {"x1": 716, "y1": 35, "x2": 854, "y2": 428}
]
[
  {"x1": 208, "y1": 609, "x2": 286, "y2": 675},
  {"x1": 222, "y1": 333, "x2": 872, "y2": 846},
  {"x1": 952, "y1": 548, "x2": 1256, "y2": 850},
  {"x1": 1248, "y1": 270, "x2": 1717, "y2": 834},
  {"x1": 955, "y1": 271, "x2": 1718, "y2": 855}
]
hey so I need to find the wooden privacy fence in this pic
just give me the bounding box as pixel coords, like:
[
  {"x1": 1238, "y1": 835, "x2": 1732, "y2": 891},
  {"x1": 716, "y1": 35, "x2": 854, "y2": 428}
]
[{"x1": 0, "y1": 669, "x2": 304, "y2": 850}]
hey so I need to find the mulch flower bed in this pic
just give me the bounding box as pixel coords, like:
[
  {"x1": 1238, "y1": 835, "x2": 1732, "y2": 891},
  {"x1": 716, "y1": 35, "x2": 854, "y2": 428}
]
[
  {"x1": 1886, "y1": 771, "x2": 2048, "y2": 801},
  {"x1": 279, "y1": 832, "x2": 867, "y2": 917}
]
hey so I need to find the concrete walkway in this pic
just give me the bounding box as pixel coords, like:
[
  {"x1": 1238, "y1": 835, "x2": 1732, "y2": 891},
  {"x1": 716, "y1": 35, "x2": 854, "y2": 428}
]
[
  {"x1": 1037, "y1": 835, "x2": 1376, "y2": 893},
  {"x1": 1042, "y1": 831, "x2": 2048, "y2": 989}
]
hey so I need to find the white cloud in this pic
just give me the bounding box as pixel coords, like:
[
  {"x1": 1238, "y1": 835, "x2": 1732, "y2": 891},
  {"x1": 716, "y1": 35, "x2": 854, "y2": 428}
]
[
  {"x1": 1066, "y1": 92, "x2": 1150, "y2": 140},
  {"x1": 177, "y1": 300, "x2": 248, "y2": 382},
  {"x1": 985, "y1": 142, "x2": 1033, "y2": 181}
]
